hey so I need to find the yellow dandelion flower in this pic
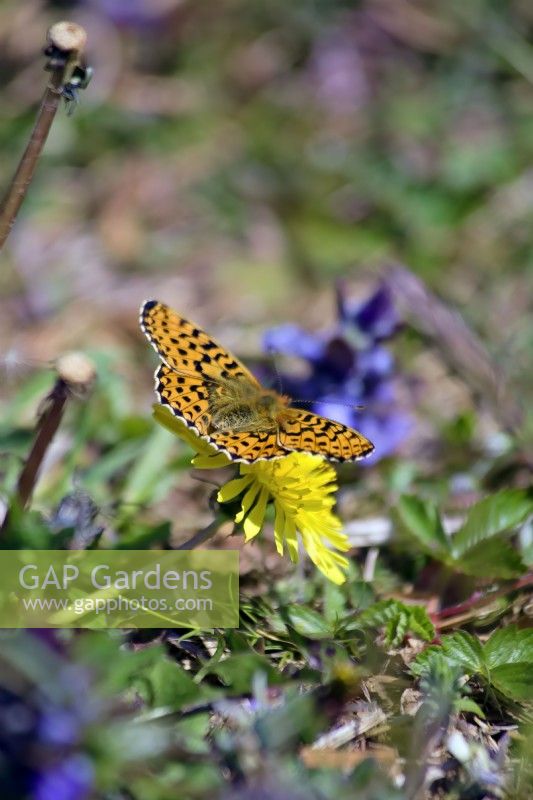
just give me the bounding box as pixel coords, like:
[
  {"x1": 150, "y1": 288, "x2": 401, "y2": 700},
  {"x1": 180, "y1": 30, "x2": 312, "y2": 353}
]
[{"x1": 154, "y1": 405, "x2": 351, "y2": 584}]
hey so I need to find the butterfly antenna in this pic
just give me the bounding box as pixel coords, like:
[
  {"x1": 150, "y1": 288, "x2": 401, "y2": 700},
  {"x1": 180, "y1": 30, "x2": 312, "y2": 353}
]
[{"x1": 292, "y1": 399, "x2": 367, "y2": 411}]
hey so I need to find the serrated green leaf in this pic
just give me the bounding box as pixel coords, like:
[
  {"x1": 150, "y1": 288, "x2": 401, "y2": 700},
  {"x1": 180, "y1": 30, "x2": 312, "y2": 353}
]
[
  {"x1": 457, "y1": 537, "x2": 526, "y2": 578},
  {"x1": 409, "y1": 605, "x2": 437, "y2": 641},
  {"x1": 385, "y1": 612, "x2": 408, "y2": 647},
  {"x1": 357, "y1": 599, "x2": 435, "y2": 645},
  {"x1": 484, "y1": 626, "x2": 533, "y2": 669},
  {"x1": 396, "y1": 495, "x2": 450, "y2": 557},
  {"x1": 285, "y1": 605, "x2": 333, "y2": 639},
  {"x1": 412, "y1": 632, "x2": 485, "y2": 678},
  {"x1": 441, "y1": 631, "x2": 485, "y2": 672},
  {"x1": 452, "y1": 490, "x2": 533, "y2": 559},
  {"x1": 490, "y1": 663, "x2": 533, "y2": 701}
]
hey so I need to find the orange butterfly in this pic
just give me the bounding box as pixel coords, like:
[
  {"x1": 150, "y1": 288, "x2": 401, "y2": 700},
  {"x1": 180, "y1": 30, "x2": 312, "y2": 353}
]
[{"x1": 140, "y1": 300, "x2": 374, "y2": 464}]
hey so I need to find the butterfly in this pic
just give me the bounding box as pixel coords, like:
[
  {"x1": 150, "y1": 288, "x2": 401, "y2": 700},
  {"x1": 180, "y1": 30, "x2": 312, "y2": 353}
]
[{"x1": 140, "y1": 300, "x2": 374, "y2": 464}]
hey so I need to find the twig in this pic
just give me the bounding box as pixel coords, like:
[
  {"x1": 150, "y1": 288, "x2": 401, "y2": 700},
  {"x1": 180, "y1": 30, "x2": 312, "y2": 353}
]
[
  {"x1": 1, "y1": 353, "x2": 96, "y2": 532},
  {"x1": 0, "y1": 21, "x2": 88, "y2": 251}
]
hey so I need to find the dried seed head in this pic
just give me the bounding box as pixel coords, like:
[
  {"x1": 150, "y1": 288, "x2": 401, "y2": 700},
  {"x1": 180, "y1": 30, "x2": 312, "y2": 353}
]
[
  {"x1": 47, "y1": 21, "x2": 87, "y2": 54},
  {"x1": 56, "y1": 352, "x2": 96, "y2": 390}
]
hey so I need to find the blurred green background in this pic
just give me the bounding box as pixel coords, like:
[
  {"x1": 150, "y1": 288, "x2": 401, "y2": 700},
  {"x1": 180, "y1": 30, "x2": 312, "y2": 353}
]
[{"x1": 1, "y1": 0, "x2": 532, "y2": 349}]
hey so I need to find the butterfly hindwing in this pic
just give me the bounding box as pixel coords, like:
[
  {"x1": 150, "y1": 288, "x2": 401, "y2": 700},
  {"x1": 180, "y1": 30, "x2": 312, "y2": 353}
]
[
  {"x1": 279, "y1": 409, "x2": 374, "y2": 462},
  {"x1": 208, "y1": 430, "x2": 289, "y2": 462},
  {"x1": 141, "y1": 300, "x2": 261, "y2": 387}
]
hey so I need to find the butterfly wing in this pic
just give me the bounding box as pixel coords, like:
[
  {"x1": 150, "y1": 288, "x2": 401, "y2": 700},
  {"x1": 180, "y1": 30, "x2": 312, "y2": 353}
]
[
  {"x1": 157, "y1": 364, "x2": 289, "y2": 462},
  {"x1": 209, "y1": 430, "x2": 290, "y2": 462},
  {"x1": 141, "y1": 300, "x2": 261, "y2": 387},
  {"x1": 279, "y1": 409, "x2": 374, "y2": 462},
  {"x1": 156, "y1": 363, "x2": 211, "y2": 434}
]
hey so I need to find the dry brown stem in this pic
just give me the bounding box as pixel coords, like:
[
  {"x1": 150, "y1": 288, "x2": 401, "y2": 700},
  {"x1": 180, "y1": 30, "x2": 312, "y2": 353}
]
[{"x1": 0, "y1": 21, "x2": 87, "y2": 251}]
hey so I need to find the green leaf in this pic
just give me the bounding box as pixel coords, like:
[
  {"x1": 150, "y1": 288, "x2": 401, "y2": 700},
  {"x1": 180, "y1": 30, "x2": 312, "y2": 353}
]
[
  {"x1": 121, "y1": 426, "x2": 178, "y2": 507},
  {"x1": 256, "y1": 691, "x2": 322, "y2": 750},
  {"x1": 483, "y1": 626, "x2": 533, "y2": 669},
  {"x1": 490, "y1": 663, "x2": 533, "y2": 702},
  {"x1": 322, "y1": 580, "x2": 347, "y2": 624},
  {"x1": 452, "y1": 490, "x2": 533, "y2": 559},
  {"x1": 285, "y1": 605, "x2": 333, "y2": 639},
  {"x1": 385, "y1": 612, "x2": 409, "y2": 648},
  {"x1": 457, "y1": 537, "x2": 526, "y2": 579},
  {"x1": 395, "y1": 495, "x2": 450, "y2": 557},
  {"x1": 140, "y1": 658, "x2": 210, "y2": 710},
  {"x1": 212, "y1": 653, "x2": 283, "y2": 694},
  {"x1": 410, "y1": 646, "x2": 445, "y2": 677},
  {"x1": 357, "y1": 599, "x2": 435, "y2": 646},
  {"x1": 412, "y1": 632, "x2": 485, "y2": 678},
  {"x1": 116, "y1": 520, "x2": 172, "y2": 549},
  {"x1": 441, "y1": 631, "x2": 485, "y2": 672},
  {"x1": 409, "y1": 605, "x2": 438, "y2": 641},
  {"x1": 454, "y1": 696, "x2": 486, "y2": 718},
  {"x1": 412, "y1": 627, "x2": 533, "y2": 705},
  {"x1": 174, "y1": 714, "x2": 211, "y2": 754}
]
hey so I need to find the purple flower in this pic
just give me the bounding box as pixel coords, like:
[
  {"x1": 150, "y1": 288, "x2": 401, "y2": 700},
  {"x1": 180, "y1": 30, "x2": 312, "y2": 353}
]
[
  {"x1": 34, "y1": 756, "x2": 93, "y2": 800},
  {"x1": 338, "y1": 282, "x2": 400, "y2": 341},
  {"x1": 262, "y1": 282, "x2": 410, "y2": 462},
  {"x1": 0, "y1": 661, "x2": 94, "y2": 800},
  {"x1": 263, "y1": 324, "x2": 324, "y2": 362},
  {"x1": 38, "y1": 710, "x2": 80, "y2": 747}
]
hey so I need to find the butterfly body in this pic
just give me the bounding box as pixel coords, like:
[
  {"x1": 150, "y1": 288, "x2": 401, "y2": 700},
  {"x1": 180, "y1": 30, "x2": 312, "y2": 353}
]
[
  {"x1": 141, "y1": 300, "x2": 374, "y2": 464},
  {"x1": 208, "y1": 382, "x2": 290, "y2": 434}
]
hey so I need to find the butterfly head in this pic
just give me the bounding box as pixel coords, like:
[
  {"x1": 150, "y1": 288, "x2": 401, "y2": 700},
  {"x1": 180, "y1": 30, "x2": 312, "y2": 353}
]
[{"x1": 257, "y1": 390, "x2": 290, "y2": 410}]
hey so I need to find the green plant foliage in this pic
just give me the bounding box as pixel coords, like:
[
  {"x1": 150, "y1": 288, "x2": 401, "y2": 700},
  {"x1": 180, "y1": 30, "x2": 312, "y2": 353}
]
[
  {"x1": 355, "y1": 599, "x2": 436, "y2": 647},
  {"x1": 412, "y1": 626, "x2": 533, "y2": 703},
  {"x1": 397, "y1": 491, "x2": 532, "y2": 578}
]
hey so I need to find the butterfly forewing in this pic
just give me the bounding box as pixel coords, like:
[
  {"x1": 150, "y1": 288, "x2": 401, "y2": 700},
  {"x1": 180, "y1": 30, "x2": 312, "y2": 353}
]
[{"x1": 141, "y1": 300, "x2": 261, "y2": 386}]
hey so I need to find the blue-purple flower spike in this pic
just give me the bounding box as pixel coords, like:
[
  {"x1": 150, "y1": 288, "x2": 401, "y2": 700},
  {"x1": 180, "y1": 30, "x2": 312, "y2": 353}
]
[{"x1": 263, "y1": 281, "x2": 411, "y2": 463}]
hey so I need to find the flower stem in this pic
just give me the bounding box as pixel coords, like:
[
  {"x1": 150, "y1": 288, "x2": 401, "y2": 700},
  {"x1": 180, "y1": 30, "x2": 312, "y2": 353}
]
[
  {"x1": 15, "y1": 379, "x2": 69, "y2": 512},
  {"x1": 1, "y1": 352, "x2": 96, "y2": 533},
  {"x1": 0, "y1": 21, "x2": 87, "y2": 252},
  {"x1": 177, "y1": 516, "x2": 231, "y2": 550}
]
